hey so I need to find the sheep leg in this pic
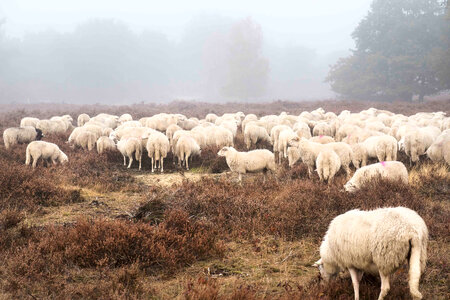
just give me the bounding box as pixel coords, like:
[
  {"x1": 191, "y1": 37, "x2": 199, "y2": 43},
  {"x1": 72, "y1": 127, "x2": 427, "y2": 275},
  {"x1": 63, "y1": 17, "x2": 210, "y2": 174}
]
[
  {"x1": 123, "y1": 155, "x2": 127, "y2": 166},
  {"x1": 344, "y1": 164, "x2": 351, "y2": 179},
  {"x1": 128, "y1": 156, "x2": 133, "y2": 169},
  {"x1": 32, "y1": 157, "x2": 37, "y2": 169},
  {"x1": 378, "y1": 272, "x2": 390, "y2": 300},
  {"x1": 349, "y1": 267, "x2": 362, "y2": 300},
  {"x1": 151, "y1": 157, "x2": 154, "y2": 172},
  {"x1": 161, "y1": 158, "x2": 164, "y2": 173},
  {"x1": 138, "y1": 157, "x2": 141, "y2": 171},
  {"x1": 185, "y1": 154, "x2": 190, "y2": 170},
  {"x1": 238, "y1": 173, "x2": 242, "y2": 184}
]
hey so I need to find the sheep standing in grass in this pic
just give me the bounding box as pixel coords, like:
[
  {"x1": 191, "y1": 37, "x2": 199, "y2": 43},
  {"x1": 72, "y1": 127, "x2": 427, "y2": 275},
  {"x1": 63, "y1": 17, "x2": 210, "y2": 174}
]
[
  {"x1": 316, "y1": 150, "x2": 341, "y2": 184},
  {"x1": 20, "y1": 117, "x2": 40, "y2": 128},
  {"x1": 277, "y1": 129, "x2": 298, "y2": 164},
  {"x1": 350, "y1": 143, "x2": 367, "y2": 169},
  {"x1": 287, "y1": 146, "x2": 301, "y2": 167},
  {"x1": 315, "y1": 207, "x2": 428, "y2": 300},
  {"x1": 313, "y1": 122, "x2": 333, "y2": 137},
  {"x1": 146, "y1": 132, "x2": 170, "y2": 172},
  {"x1": 75, "y1": 131, "x2": 97, "y2": 151},
  {"x1": 244, "y1": 124, "x2": 271, "y2": 150},
  {"x1": 117, "y1": 138, "x2": 143, "y2": 170},
  {"x1": 77, "y1": 114, "x2": 90, "y2": 127},
  {"x1": 217, "y1": 146, "x2": 276, "y2": 182},
  {"x1": 344, "y1": 161, "x2": 408, "y2": 192},
  {"x1": 96, "y1": 136, "x2": 116, "y2": 154},
  {"x1": 25, "y1": 141, "x2": 68, "y2": 168},
  {"x1": 175, "y1": 136, "x2": 201, "y2": 170},
  {"x1": 426, "y1": 132, "x2": 450, "y2": 165},
  {"x1": 403, "y1": 126, "x2": 441, "y2": 164},
  {"x1": 361, "y1": 135, "x2": 398, "y2": 162},
  {"x1": 3, "y1": 126, "x2": 43, "y2": 149}
]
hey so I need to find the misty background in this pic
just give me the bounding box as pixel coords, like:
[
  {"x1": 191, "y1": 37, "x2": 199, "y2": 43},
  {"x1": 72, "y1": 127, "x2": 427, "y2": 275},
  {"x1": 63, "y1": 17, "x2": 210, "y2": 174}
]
[{"x1": 2, "y1": 1, "x2": 448, "y2": 104}]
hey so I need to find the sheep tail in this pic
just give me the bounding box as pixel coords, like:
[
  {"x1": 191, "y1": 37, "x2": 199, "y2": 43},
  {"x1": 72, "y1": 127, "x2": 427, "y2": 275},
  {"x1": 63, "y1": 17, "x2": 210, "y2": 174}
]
[
  {"x1": 25, "y1": 145, "x2": 31, "y2": 165},
  {"x1": 408, "y1": 237, "x2": 425, "y2": 299}
]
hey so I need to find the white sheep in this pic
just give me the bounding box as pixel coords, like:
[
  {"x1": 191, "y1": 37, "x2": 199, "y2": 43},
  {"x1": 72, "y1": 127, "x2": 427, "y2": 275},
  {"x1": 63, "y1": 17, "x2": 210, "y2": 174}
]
[
  {"x1": 350, "y1": 143, "x2": 368, "y2": 169},
  {"x1": 244, "y1": 124, "x2": 271, "y2": 150},
  {"x1": 117, "y1": 137, "x2": 143, "y2": 170},
  {"x1": 20, "y1": 117, "x2": 40, "y2": 128},
  {"x1": 270, "y1": 125, "x2": 291, "y2": 154},
  {"x1": 25, "y1": 141, "x2": 68, "y2": 168},
  {"x1": 118, "y1": 113, "x2": 133, "y2": 124},
  {"x1": 205, "y1": 113, "x2": 218, "y2": 124},
  {"x1": 313, "y1": 122, "x2": 333, "y2": 137},
  {"x1": 146, "y1": 132, "x2": 170, "y2": 172},
  {"x1": 360, "y1": 135, "x2": 398, "y2": 162},
  {"x1": 403, "y1": 126, "x2": 441, "y2": 164},
  {"x1": 426, "y1": 132, "x2": 450, "y2": 165},
  {"x1": 96, "y1": 136, "x2": 116, "y2": 154},
  {"x1": 3, "y1": 126, "x2": 43, "y2": 150},
  {"x1": 174, "y1": 135, "x2": 201, "y2": 170},
  {"x1": 315, "y1": 207, "x2": 428, "y2": 300},
  {"x1": 310, "y1": 135, "x2": 335, "y2": 144},
  {"x1": 287, "y1": 146, "x2": 301, "y2": 167},
  {"x1": 344, "y1": 161, "x2": 408, "y2": 192},
  {"x1": 75, "y1": 131, "x2": 97, "y2": 151},
  {"x1": 217, "y1": 146, "x2": 276, "y2": 182},
  {"x1": 316, "y1": 150, "x2": 341, "y2": 184},
  {"x1": 277, "y1": 129, "x2": 298, "y2": 163},
  {"x1": 292, "y1": 121, "x2": 312, "y2": 139},
  {"x1": 77, "y1": 113, "x2": 90, "y2": 127}
]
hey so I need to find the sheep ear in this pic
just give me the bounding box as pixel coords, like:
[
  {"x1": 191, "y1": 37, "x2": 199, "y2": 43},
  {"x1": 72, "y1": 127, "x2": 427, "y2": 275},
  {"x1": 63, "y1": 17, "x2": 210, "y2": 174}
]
[{"x1": 313, "y1": 258, "x2": 323, "y2": 267}]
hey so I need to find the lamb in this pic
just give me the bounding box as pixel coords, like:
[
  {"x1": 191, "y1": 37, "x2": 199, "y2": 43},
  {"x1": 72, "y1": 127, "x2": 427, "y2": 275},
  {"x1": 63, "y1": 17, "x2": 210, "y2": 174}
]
[
  {"x1": 174, "y1": 136, "x2": 201, "y2": 170},
  {"x1": 316, "y1": 150, "x2": 341, "y2": 184},
  {"x1": 25, "y1": 141, "x2": 68, "y2": 168},
  {"x1": 20, "y1": 117, "x2": 40, "y2": 128},
  {"x1": 426, "y1": 132, "x2": 450, "y2": 165},
  {"x1": 3, "y1": 126, "x2": 43, "y2": 149},
  {"x1": 96, "y1": 136, "x2": 116, "y2": 154},
  {"x1": 344, "y1": 161, "x2": 408, "y2": 192},
  {"x1": 117, "y1": 138, "x2": 143, "y2": 170},
  {"x1": 244, "y1": 124, "x2": 271, "y2": 150},
  {"x1": 217, "y1": 146, "x2": 276, "y2": 182},
  {"x1": 75, "y1": 131, "x2": 97, "y2": 151},
  {"x1": 315, "y1": 207, "x2": 428, "y2": 300},
  {"x1": 146, "y1": 132, "x2": 170, "y2": 172},
  {"x1": 360, "y1": 135, "x2": 398, "y2": 163}
]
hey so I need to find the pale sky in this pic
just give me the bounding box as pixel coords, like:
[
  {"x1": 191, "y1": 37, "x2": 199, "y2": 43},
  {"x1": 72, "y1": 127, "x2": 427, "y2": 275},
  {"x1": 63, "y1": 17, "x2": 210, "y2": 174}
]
[{"x1": 0, "y1": 0, "x2": 372, "y2": 54}]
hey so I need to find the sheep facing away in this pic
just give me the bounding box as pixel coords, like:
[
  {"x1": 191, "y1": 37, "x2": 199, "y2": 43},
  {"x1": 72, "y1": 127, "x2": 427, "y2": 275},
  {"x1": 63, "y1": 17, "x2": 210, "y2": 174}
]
[
  {"x1": 117, "y1": 138, "x2": 143, "y2": 170},
  {"x1": 316, "y1": 150, "x2": 341, "y2": 184},
  {"x1": 244, "y1": 124, "x2": 271, "y2": 150},
  {"x1": 217, "y1": 146, "x2": 276, "y2": 182},
  {"x1": 25, "y1": 141, "x2": 68, "y2": 168},
  {"x1": 344, "y1": 161, "x2": 408, "y2": 192},
  {"x1": 146, "y1": 132, "x2": 170, "y2": 172},
  {"x1": 3, "y1": 126, "x2": 43, "y2": 149},
  {"x1": 175, "y1": 135, "x2": 201, "y2": 170},
  {"x1": 315, "y1": 207, "x2": 428, "y2": 300},
  {"x1": 96, "y1": 136, "x2": 116, "y2": 154}
]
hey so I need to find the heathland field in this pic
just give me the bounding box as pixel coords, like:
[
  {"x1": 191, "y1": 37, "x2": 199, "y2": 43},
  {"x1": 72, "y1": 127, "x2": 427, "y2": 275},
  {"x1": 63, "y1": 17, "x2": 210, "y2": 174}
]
[{"x1": 0, "y1": 100, "x2": 448, "y2": 299}]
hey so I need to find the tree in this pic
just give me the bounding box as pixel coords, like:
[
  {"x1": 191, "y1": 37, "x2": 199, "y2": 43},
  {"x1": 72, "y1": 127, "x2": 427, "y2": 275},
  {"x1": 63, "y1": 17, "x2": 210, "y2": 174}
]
[
  {"x1": 221, "y1": 18, "x2": 269, "y2": 99},
  {"x1": 327, "y1": 0, "x2": 449, "y2": 101}
]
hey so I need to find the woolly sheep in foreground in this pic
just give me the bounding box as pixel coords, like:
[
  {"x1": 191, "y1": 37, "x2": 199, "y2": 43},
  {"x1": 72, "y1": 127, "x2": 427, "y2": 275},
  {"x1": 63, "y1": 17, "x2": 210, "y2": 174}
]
[
  {"x1": 96, "y1": 136, "x2": 116, "y2": 154},
  {"x1": 174, "y1": 135, "x2": 201, "y2": 170},
  {"x1": 315, "y1": 207, "x2": 428, "y2": 300},
  {"x1": 25, "y1": 141, "x2": 68, "y2": 168},
  {"x1": 217, "y1": 146, "x2": 276, "y2": 182},
  {"x1": 344, "y1": 161, "x2": 408, "y2": 192},
  {"x1": 316, "y1": 149, "x2": 341, "y2": 184},
  {"x1": 117, "y1": 137, "x2": 143, "y2": 170},
  {"x1": 20, "y1": 117, "x2": 40, "y2": 128},
  {"x1": 426, "y1": 132, "x2": 450, "y2": 165},
  {"x1": 360, "y1": 135, "x2": 398, "y2": 162},
  {"x1": 244, "y1": 124, "x2": 271, "y2": 150},
  {"x1": 75, "y1": 131, "x2": 97, "y2": 151},
  {"x1": 146, "y1": 131, "x2": 170, "y2": 172},
  {"x1": 3, "y1": 126, "x2": 43, "y2": 150}
]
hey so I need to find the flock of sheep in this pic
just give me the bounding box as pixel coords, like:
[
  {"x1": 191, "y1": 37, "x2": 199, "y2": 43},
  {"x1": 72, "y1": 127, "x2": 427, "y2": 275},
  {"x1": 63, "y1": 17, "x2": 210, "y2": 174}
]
[{"x1": 2, "y1": 106, "x2": 449, "y2": 299}]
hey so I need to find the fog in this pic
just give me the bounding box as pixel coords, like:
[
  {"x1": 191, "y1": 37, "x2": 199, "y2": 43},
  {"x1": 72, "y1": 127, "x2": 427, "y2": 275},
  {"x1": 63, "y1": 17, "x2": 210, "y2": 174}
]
[{"x1": 0, "y1": 1, "x2": 372, "y2": 103}]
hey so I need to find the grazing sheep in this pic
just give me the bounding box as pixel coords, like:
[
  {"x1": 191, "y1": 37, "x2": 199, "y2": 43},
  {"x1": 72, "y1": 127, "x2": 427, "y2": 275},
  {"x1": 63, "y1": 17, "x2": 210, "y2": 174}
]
[
  {"x1": 403, "y1": 126, "x2": 441, "y2": 164},
  {"x1": 117, "y1": 138, "x2": 143, "y2": 170},
  {"x1": 179, "y1": 119, "x2": 199, "y2": 131},
  {"x1": 361, "y1": 135, "x2": 398, "y2": 163},
  {"x1": 217, "y1": 146, "x2": 276, "y2": 182},
  {"x1": 220, "y1": 120, "x2": 238, "y2": 137},
  {"x1": 244, "y1": 124, "x2": 271, "y2": 150},
  {"x1": 293, "y1": 122, "x2": 312, "y2": 139},
  {"x1": 350, "y1": 143, "x2": 367, "y2": 169},
  {"x1": 316, "y1": 150, "x2": 341, "y2": 184},
  {"x1": 277, "y1": 129, "x2": 298, "y2": 163},
  {"x1": 344, "y1": 161, "x2": 408, "y2": 192},
  {"x1": 205, "y1": 113, "x2": 218, "y2": 123},
  {"x1": 3, "y1": 126, "x2": 43, "y2": 150},
  {"x1": 270, "y1": 125, "x2": 291, "y2": 154},
  {"x1": 315, "y1": 207, "x2": 428, "y2": 300},
  {"x1": 75, "y1": 131, "x2": 97, "y2": 151},
  {"x1": 287, "y1": 146, "x2": 301, "y2": 167},
  {"x1": 310, "y1": 135, "x2": 335, "y2": 144},
  {"x1": 96, "y1": 136, "x2": 116, "y2": 154},
  {"x1": 36, "y1": 119, "x2": 67, "y2": 135},
  {"x1": 313, "y1": 122, "x2": 333, "y2": 137},
  {"x1": 146, "y1": 132, "x2": 170, "y2": 172},
  {"x1": 175, "y1": 135, "x2": 201, "y2": 170},
  {"x1": 20, "y1": 117, "x2": 40, "y2": 128},
  {"x1": 25, "y1": 141, "x2": 68, "y2": 168},
  {"x1": 118, "y1": 113, "x2": 133, "y2": 124},
  {"x1": 426, "y1": 132, "x2": 450, "y2": 165}
]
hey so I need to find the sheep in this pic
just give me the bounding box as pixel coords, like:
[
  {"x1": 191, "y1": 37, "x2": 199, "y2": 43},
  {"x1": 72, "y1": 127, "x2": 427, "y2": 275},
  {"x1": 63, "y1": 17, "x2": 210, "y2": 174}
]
[
  {"x1": 20, "y1": 117, "x2": 40, "y2": 128},
  {"x1": 244, "y1": 124, "x2": 271, "y2": 150},
  {"x1": 3, "y1": 126, "x2": 43, "y2": 150},
  {"x1": 36, "y1": 119, "x2": 66, "y2": 135},
  {"x1": 310, "y1": 135, "x2": 335, "y2": 144},
  {"x1": 315, "y1": 206, "x2": 428, "y2": 300},
  {"x1": 344, "y1": 161, "x2": 408, "y2": 192},
  {"x1": 316, "y1": 150, "x2": 341, "y2": 184},
  {"x1": 205, "y1": 113, "x2": 218, "y2": 123},
  {"x1": 360, "y1": 135, "x2": 398, "y2": 163},
  {"x1": 50, "y1": 116, "x2": 73, "y2": 131},
  {"x1": 270, "y1": 125, "x2": 291, "y2": 160},
  {"x1": 25, "y1": 141, "x2": 68, "y2": 168},
  {"x1": 75, "y1": 131, "x2": 97, "y2": 151},
  {"x1": 217, "y1": 146, "x2": 276, "y2": 182},
  {"x1": 313, "y1": 122, "x2": 333, "y2": 137},
  {"x1": 117, "y1": 137, "x2": 143, "y2": 170},
  {"x1": 96, "y1": 136, "x2": 116, "y2": 154},
  {"x1": 403, "y1": 126, "x2": 441, "y2": 164},
  {"x1": 287, "y1": 146, "x2": 301, "y2": 167},
  {"x1": 220, "y1": 120, "x2": 238, "y2": 137},
  {"x1": 293, "y1": 121, "x2": 311, "y2": 139},
  {"x1": 166, "y1": 124, "x2": 182, "y2": 149},
  {"x1": 174, "y1": 136, "x2": 201, "y2": 170},
  {"x1": 118, "y1": 113, "x2": 133, "y2": 124},
  {"x1": 426, "y1": 132, "x2": 450, "y2": 165},
  {"x1": 277, "y1": 129, "x2": 298, "y2": 164},
  {"x1": 146, "y1": 132, "x2": 170, "y2": 172},
  {"x1": 179, "y1": 119, "x2": 199, "y2": 131},
  {"x1": 350, "y1": 143, "x2": 368, "y2": 169}
]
